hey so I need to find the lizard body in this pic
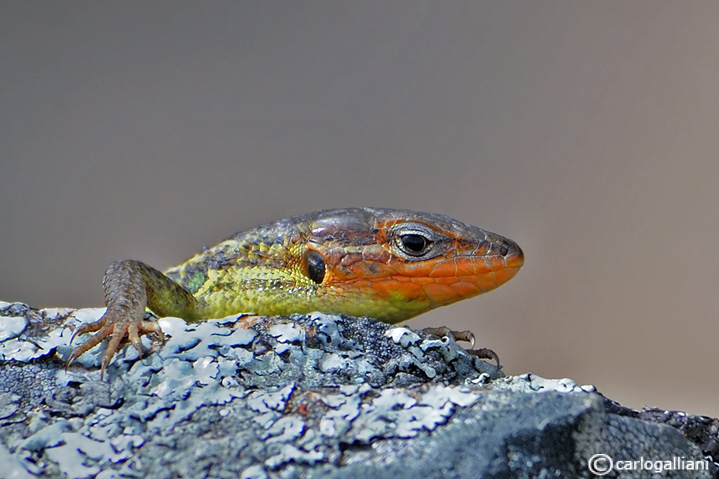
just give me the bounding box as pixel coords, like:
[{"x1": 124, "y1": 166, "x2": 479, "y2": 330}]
[{"x1": 68, "y1": 208, "x2": 523, "y2": 375}]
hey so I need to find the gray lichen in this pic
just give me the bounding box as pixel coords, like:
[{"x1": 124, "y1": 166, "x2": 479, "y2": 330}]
[{"x1": 0, "y1": 301, "x2": 714, "y2": 479}]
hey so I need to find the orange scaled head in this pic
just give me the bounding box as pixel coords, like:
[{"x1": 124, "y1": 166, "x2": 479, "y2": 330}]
[{"x1": 303, "y1": 208, "x2": 523, "y2": 323}]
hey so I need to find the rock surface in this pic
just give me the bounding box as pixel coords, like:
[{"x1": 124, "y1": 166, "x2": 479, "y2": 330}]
[{"x1": 0, "y1": 301, "x2": 715, "y2": 479}]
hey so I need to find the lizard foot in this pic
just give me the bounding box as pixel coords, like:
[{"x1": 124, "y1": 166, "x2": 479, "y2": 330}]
[
  {"x1": 421, "y1": 326, "x2": 501, "y2": 368},
  {"x1": 66, "y1": 310, "x2": 164, "y2": 378}
]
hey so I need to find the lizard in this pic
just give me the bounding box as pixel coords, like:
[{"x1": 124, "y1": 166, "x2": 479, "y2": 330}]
[{"x1": 66, "y1": 207, "x2": 524, "y2": 377}]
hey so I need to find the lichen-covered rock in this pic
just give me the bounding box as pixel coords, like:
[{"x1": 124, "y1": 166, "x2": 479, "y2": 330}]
[{"x1": 0, "y1": 301, "x2": 715, "y2": 478}]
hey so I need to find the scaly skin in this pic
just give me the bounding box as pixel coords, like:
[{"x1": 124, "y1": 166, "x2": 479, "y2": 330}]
[{"x1": 67, "y1": 208, "x2": 523, "y2": 376}]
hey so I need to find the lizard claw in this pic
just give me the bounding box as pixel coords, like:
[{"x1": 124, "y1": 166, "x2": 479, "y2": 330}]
[
  {"x1": 69, "y1": 315, "x2": 108, "y2": 345},
  {"x1": 421, "y1": 326, "x2": 475, "y2": 346},
  {"x1": 421, "y1": 326, "x2": 499, "y2": 368},
  {"x1": 466, "y1": 347, "x2": 501, "y2": 368},
  {"x1": 450, "y1": 329, "x2": 476, "y2": 349}
]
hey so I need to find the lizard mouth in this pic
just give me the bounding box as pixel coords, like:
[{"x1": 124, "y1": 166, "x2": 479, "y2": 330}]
[{"x1": 355, "y1": 238, "x2": 524, "y2": 315}]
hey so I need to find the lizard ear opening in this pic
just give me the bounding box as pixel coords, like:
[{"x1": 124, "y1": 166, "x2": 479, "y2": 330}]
[{"x1": 304, "y1": 249, "x2": 326, "y2": 284}]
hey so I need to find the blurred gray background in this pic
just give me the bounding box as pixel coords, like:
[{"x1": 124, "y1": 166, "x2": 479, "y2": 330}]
[{"x1": 3, "y1": 2, "x2": 718, "y2": 416}]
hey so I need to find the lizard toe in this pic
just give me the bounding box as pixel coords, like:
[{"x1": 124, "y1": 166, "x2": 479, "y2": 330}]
[
  {"x1": 70, "y1": 314, "x2": 108, "y2": 345},
  {"x1": 467, "y1": 347, "x2": 501, "y2": 368}
]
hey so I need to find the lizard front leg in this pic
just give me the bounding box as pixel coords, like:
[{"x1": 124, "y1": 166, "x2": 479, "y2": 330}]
[{"x1": 66, "y1": 260, "x2": 197, "y2": 377}]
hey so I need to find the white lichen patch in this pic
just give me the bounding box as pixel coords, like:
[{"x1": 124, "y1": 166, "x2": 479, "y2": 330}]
[
  {"x1": 70, "y1": 308, "x2": 107, "y2": 325},
  {"x1": 318, "y1": 352, "x2": 347, "y2": 372},
  {"x1": 264, "y1": 416, "x2": 306, "y2": 442},
  {"x1": 492, "y1": 373, "x2": 597, "y2": 395},
  {"x1": 247, "y1": 384, "x2": 296, "y2": 413},
  {"x1": 347, "y1": 386, "x2": 481, "y2": 442},
  {"x1": 386, "y1": 327, "x2": 421, "y2": 347},
  {"x1": 0, "y1": 315, "x2": 28, "y2": 341},
  {"x1": 268, "y1": 322, "x2": 302, "y2": 343},
  {"x1": 43, "y1": 432, "x2": 115, "y2": 479}
]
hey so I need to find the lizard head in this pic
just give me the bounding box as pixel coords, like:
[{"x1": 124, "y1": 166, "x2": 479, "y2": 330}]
[{"x1": 301, "y1": 208, "x2": 524, "y2": 323}]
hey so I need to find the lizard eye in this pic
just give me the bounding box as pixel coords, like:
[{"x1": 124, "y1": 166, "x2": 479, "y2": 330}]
[
  {"x1": 397, "y1": 233, "x2": 433, "y2": 257},
  {"x1": 305, "y1": 249, "x2": 326, "y2": 284}
]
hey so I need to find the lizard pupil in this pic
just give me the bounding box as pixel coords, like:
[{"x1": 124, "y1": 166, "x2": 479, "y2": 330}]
[
  {"x1": 399, "y1": 234, "x2": 430, "y2": 256},
  {"x1": 305, "y1": 250, "x2": 326, "y2": 284}
]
